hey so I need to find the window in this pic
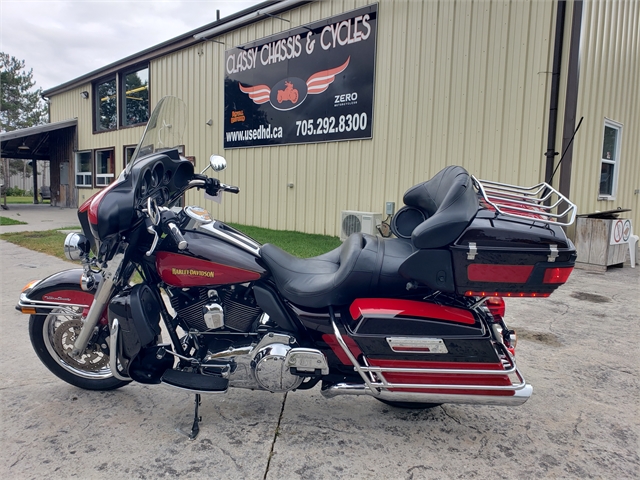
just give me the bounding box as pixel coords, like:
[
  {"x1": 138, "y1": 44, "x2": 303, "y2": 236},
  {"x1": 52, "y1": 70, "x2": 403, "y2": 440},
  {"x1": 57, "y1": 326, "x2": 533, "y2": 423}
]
[
  {"x1": 599, "y1": 119, "x2": 622, "y2": 199},
  {"x1": 95, "y1": 148, "x2": 115, "y2": 187},
  {"x1": 92, "y1": 64, "x2": 149, "y2": 132},
  {"x1": 122, "y1": 66, "x2": 149, "y2": 126},
  {"x1": 75, "y1": 151, "x2": 92, "y2": 187},
  {"x1": 95, "y1": 77, "x2": 117, "y2": 131},
  {"x1": 123, "y1": 145, "x2": 136, "y2": 169}
]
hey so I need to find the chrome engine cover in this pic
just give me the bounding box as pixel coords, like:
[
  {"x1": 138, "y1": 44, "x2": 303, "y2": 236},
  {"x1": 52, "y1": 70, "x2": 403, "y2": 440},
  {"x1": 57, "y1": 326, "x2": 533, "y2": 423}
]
[
  {"x1": 253, "y1": 342, "x2": 302, "y2": 392},
  {"x1": 202, "y1": 332, "x2": 328, "y2": 393}
]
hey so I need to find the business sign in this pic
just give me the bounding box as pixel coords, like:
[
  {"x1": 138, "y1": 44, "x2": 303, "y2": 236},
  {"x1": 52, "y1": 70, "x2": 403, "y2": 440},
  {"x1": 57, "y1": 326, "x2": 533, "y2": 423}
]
[{"x1": 224, "y1": 4, "x2": 378, "y2": 148}]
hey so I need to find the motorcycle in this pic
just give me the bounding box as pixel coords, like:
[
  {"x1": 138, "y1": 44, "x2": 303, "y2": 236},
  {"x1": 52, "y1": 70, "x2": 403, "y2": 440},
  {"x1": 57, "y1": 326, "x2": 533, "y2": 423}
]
[{"x1": 17, "y1": 97, "x2": 577, "y2": 440}]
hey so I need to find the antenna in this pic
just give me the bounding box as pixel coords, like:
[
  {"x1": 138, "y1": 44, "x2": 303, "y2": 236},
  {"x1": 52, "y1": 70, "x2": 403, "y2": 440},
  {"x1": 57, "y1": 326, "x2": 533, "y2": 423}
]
[{"x1": 548, "y1": 116, "x2": 584, "y2": 185}]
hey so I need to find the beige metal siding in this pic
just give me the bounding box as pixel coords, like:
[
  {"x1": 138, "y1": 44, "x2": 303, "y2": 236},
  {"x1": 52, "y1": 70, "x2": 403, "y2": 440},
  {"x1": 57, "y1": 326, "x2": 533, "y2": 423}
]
[
  {"x1": 569, "y1": 0, "x2": 640, "y2": 230},
  {"x1": 49, "y1": 84, "x2": 146, "y2": 203},
  {"x1": 153, "y1": 0, "x2": 558, "y2": 236}
]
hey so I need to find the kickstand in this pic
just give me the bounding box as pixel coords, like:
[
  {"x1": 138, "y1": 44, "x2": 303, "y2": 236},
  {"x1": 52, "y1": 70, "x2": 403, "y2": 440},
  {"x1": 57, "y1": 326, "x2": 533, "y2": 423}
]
[{"x1": 189, "y1": 393, "x2": 202, "y2": 440}]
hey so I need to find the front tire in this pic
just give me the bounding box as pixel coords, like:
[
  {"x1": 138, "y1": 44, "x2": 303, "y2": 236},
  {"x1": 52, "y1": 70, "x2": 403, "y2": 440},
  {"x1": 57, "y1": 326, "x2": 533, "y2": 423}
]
[{"x1": 29, "y1": 307, "x2": 129, "y2": 391}]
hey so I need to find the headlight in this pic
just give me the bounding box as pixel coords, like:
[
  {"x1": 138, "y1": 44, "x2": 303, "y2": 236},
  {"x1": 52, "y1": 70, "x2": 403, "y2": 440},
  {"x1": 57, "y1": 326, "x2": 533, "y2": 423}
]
[{"x1": 64, "y1": 232, "x2": 91, "y2": 261}]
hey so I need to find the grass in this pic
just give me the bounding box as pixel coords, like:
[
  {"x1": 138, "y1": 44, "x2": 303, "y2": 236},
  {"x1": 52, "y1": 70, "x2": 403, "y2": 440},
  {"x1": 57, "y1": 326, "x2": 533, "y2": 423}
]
[
  {"x1": 0, "y1": 229, "x2": 72, "y2": 261},
  {"x1": 0, "y1": 216, "x2": 27, "y2": 226},
  {"x1": 2, "y1": 196, "x2": 49, "y2": 204},
  {"x1": 0, "y1": 223, "x2": 341, "y2": 261},
  {"x1": 228, "y1": 223, "x2": 341, "y2": 258}
]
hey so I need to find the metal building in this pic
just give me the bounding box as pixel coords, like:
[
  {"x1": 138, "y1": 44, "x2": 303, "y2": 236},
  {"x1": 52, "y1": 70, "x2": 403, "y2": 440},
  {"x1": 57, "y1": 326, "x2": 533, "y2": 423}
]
[{"x1": 4, "y1": 0, "x2": 636, "y2": 238}]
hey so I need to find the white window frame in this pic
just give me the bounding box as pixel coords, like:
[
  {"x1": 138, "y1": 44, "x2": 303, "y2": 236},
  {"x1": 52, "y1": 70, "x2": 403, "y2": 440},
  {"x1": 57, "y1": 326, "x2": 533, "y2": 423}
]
[
  {"x1": 94, "y1": 148, "x2": 115, "y2": 187},
  {"x1": 75, "y1": 151, "x2": 92, "y2": 187},
  {"x1": 598, "y1": 119, "x2": 622, "y2": 200}
]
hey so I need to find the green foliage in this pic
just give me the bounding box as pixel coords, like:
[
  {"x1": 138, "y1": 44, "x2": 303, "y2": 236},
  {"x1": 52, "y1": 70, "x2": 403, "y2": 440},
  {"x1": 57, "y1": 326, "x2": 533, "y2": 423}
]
[
  {"x1": 0, "y1": 216, "x2": 27, "y2": 225},
  {"x1": 227, "y1": 223, "x2": 341, "y2": 258},
  {"x1": 0, "y1": 229, "x2": 71, "y2": 260},
  {"x1": 0, "y1": 53, "x2": 47, "y2": 131},
  {"x1": 5, "y1": 187, "x2": 28, "y2": 196}
]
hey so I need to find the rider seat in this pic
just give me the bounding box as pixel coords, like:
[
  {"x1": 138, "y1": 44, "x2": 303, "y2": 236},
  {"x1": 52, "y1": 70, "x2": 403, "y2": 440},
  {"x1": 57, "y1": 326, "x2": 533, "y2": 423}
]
[{"x1": 260, "y1": 234, "x2": 412, "y2": 309}]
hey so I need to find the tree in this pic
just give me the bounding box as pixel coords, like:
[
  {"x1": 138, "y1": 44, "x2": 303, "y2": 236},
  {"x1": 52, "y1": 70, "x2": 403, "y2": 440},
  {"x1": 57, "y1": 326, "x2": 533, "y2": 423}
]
[
  {"x1": 1, "y1": 53, "x2": 47, "y2": 206},
  {"x1": 0, "y1": 52, "x2": 47, "y2": 131}
]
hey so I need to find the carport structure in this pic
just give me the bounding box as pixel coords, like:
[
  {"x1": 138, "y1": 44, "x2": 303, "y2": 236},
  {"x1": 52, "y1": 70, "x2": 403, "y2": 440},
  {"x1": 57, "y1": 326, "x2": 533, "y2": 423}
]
[{"x1": 0, "y1": 119, "x2": 77, "y2": 207}]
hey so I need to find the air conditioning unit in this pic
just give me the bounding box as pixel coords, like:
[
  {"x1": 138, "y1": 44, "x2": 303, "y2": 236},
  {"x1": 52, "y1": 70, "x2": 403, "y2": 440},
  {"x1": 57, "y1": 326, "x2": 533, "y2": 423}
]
[{"x1": 340, "y1": 210, "x2": 382, "y2": 241}]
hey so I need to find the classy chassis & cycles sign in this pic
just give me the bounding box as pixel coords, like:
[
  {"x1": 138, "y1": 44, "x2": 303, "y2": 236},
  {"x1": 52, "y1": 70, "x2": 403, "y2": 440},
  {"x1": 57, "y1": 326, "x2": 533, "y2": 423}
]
[{"x1": 224, "y1": 4, "x2": 377, "y2": 148}]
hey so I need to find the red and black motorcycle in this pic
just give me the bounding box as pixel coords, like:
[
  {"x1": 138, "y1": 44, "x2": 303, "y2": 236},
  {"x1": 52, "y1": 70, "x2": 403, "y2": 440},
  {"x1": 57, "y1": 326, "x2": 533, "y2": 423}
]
[{"x1": 17, "y1": 97, "x2": 577, "y2": 439}]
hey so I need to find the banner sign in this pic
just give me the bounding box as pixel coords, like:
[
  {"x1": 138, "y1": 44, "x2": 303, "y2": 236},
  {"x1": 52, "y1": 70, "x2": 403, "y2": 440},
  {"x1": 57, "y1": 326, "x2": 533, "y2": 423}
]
[{"x1": 224, "y1": 4, "x2": 378, "y2": 148}]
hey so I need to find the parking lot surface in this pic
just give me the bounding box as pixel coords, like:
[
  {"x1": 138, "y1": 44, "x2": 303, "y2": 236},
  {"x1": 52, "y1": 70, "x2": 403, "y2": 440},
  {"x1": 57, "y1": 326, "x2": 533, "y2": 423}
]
[{"x1": 1, "y1": 230, "x2": 638, "y2": 479}]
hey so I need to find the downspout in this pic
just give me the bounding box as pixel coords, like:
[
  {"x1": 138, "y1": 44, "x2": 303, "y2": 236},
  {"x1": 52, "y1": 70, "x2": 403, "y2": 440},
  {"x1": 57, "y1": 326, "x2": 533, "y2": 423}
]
[
  {"x1": 544, "y1": 1, "x2": 566, "y2": 184},
  {"x1": 558, "y1": 1, "x2": 584, "y2": 201}
]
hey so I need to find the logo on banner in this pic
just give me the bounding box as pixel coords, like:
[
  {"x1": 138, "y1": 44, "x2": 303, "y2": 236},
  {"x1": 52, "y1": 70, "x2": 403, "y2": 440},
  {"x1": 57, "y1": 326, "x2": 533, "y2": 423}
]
[{"x1": 239, "y1": 57, "x2": 350, "y2": 111}]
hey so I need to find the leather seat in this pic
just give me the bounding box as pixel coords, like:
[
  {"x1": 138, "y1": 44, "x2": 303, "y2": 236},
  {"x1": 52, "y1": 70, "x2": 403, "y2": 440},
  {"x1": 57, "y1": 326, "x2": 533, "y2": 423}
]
[
  {"x1": 403, "y1": 165, "x2": 478, "y2": 249},
  {"x1": 260, "y1": 234, "x2": 412, "y2": 309}
]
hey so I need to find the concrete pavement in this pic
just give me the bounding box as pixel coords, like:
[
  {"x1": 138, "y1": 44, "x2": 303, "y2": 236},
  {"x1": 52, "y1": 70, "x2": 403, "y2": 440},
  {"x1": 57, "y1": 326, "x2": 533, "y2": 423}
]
[
  {"x1": 0, "y1": 233, "x2": 638, "y2": 479},
  {"x1": 0, "y1": 204, "x2": 79, "y2": 233}
]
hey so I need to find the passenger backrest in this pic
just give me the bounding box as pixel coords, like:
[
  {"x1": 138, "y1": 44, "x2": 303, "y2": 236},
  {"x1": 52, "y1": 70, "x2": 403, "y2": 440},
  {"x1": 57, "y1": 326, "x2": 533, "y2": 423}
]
[{"x1": 403, "y1": 166, "x2": 478, "y2": 249}]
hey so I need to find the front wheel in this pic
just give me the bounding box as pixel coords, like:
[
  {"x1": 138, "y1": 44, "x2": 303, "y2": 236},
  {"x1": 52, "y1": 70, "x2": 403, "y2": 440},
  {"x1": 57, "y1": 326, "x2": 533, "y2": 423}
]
[{"x1": 29, "y1": 307, "x2": 130, "y2": 391}]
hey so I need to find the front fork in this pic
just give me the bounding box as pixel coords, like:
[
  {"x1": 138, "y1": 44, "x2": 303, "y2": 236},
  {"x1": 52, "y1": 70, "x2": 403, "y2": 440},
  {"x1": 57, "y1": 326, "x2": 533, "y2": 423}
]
[{"x1": 71, "y1": 252, "x2": 125, "y2": 357}]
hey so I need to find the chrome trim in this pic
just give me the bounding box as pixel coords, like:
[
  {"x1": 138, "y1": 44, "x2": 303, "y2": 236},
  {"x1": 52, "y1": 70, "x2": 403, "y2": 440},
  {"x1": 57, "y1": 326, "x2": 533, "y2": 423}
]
[
  {"x1": 71, "y1": 252, "x2": 124, "y2": 356},
  {"x1": 284, "y1": 348, "x2": 329, "y2": 375},
  {"x1": 64, "y1": 233, "x2": 90, "y2": 261},
  {"x1": 472, "y1": 175, "x2": 577, "y2": 226},
  {"x1": 108, "y1": 319, "x2": 131, "y2": 381},
  {"x1": 548, "y1": 244, "x2": 559, "y2": 262},
  {"x1": 386, "y1": 337, "x2": 448, "y2": 354},
  {"x1": 18, "y1": 294, "x2": 90, "y2": 310},
  {"x1": 330, "y1": 316, "x2": 381, "y2": 396},
  {"x1": 320, "y1": 383, "x2": 533, "y2": 406},
  {"x1": 467, "y1": 242, "x2": 477, "y2": 260},
  {"x1": 198, "y1": 221, "x2": 261, "y2": 257}
]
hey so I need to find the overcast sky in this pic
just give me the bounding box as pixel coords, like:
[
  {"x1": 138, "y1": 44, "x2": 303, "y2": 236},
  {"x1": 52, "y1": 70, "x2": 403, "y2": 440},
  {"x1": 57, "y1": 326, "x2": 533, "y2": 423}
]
[{"x1": 0, "y1": 0, "x2": 261, "y2": 91}]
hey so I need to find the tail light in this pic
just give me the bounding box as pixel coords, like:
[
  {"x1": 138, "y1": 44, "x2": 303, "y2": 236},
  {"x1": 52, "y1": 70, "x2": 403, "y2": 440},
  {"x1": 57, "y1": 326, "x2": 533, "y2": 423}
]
[
  {"x1": 485, "y1": 296, "x2": 505, "y2": 319},
  {"x1": 543, "y1": 266, "x2": 574, "y2": 284}
]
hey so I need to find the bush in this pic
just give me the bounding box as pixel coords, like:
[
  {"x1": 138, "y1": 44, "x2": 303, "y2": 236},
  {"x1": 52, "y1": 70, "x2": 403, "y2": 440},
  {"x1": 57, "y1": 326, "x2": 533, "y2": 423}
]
[{"x1": 5, "y1": 187, "x2": 27, "y2": 196}]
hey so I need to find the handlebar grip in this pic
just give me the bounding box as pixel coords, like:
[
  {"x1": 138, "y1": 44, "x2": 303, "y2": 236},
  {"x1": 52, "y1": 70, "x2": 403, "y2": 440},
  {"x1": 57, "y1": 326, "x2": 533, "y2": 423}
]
[
  {"x1": 225, "y1": 185, "x2": 240, "y2": 194},
  {"x1": 167, "y1": 222, "x2": 188, "y2": 250}
]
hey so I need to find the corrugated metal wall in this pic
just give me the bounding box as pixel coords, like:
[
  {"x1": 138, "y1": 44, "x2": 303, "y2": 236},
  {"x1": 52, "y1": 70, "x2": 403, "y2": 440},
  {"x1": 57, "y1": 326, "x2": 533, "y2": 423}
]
[
  {"x1": 153, "y1": 0, "x2": 557, "y2": 236},
  {"x1": 49, "y1": 85, "x2": 146, "y2": 205},
  {"x1": 569, "y1": 0, "x2": 639, "y2": 229}
]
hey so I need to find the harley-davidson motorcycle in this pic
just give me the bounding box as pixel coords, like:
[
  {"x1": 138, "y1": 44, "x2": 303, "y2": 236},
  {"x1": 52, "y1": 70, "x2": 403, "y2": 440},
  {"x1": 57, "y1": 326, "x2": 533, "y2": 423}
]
[{"x1": 17, "y1": 97, "x2": 577, "y2": 439}]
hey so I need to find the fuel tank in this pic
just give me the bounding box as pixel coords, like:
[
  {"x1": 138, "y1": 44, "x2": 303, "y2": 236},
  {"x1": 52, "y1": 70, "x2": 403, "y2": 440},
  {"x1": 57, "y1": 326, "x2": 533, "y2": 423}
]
[{"x1": 155, "y1": 227, "x2": 266, "y2": 287}]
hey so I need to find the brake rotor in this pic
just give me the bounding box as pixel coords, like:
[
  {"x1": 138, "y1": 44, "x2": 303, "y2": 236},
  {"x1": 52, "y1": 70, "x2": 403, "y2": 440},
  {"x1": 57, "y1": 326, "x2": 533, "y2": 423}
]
[{"x1": 53, "y1": 319, "x2": 109, "y2": 371}]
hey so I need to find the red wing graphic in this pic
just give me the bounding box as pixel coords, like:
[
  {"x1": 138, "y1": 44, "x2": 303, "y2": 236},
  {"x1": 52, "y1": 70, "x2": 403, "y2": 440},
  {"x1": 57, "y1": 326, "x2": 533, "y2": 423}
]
[
  {"x1": 239, "y1": 84, "x2": 271, "y2": 104},
  {"x1": 306, "y1": 57, "x2": 351, "y2": 95}
]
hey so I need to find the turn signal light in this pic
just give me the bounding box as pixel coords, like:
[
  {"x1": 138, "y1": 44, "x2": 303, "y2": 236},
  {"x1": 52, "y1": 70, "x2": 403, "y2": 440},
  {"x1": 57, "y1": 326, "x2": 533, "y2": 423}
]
[
  {"x1": 485, "y1": 296, "x2": 506, "y2": 319},
  {"x1": 543, "y1": 267, "x2": 574, "y2": 284},
  {"x1": 21, "y1": 280, "x2": 39, "y2": 292},
  {"x1": 21, "y1": 307, "x2": 37, "y2": 314}
]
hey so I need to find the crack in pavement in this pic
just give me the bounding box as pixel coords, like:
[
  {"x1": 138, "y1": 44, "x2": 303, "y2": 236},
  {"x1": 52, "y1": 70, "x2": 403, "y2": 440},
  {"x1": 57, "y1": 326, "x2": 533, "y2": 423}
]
[{"x1": 263, "y1": 391, "x2": 287, "y2": 480}]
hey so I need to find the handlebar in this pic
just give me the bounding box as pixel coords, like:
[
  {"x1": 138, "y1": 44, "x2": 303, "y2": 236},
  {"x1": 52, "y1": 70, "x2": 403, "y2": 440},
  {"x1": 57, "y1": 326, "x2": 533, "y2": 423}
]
[{"x1": 167, "y1": 222, "x2": 187, "y2": 250}]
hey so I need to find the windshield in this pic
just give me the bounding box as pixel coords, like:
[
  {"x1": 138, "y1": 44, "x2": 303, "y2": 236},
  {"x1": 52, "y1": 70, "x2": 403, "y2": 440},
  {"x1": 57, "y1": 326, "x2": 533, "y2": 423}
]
[{"x1": 126, "y1": 96, "x2": 187, "y2": 174}]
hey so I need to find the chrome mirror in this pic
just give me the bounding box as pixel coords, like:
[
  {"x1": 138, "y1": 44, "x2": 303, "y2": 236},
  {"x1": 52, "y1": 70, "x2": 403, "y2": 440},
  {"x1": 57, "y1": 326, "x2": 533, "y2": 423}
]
[
  {"x1": 209, "y1": 155, "x2": 227, "y2": 172},
  {"x1": 64, "y1": 233, "x2": 91, "y2": 261}
]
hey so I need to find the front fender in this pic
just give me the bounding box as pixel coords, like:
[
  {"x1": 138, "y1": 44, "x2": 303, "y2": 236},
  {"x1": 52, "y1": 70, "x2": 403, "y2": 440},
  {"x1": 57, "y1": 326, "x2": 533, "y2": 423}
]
[{"x1": 16, "y1": 268, "x2": 101, "y2": 313}]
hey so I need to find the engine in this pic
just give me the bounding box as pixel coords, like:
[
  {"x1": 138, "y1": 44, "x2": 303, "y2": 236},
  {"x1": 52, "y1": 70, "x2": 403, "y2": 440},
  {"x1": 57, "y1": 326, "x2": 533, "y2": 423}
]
[{"x1": 167, "y1": 284, "x2": 262, "y2": 333}]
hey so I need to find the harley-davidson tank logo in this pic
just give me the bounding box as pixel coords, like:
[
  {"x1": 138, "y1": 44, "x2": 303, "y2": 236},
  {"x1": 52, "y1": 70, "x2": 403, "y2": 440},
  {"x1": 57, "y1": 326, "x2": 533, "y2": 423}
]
[
  {"x1": 239, "y1": 57, "x2": 350, "y2": 111},
  {"x1": 171, "y1": 268, "x2": 215, "y2": 279}
]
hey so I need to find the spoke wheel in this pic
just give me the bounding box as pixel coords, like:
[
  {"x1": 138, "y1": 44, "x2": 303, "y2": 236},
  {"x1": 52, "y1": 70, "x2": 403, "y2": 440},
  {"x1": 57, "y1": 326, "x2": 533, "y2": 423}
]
[{"x1": 29, "y1": 304, "x2": 129, "y2": 390}]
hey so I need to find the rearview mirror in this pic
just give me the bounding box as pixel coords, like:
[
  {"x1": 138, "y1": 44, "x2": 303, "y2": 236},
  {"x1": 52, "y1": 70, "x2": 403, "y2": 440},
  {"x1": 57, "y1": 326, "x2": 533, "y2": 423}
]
[{"x1": 209, "y1": 155, "x2": 227, "y2": 172}]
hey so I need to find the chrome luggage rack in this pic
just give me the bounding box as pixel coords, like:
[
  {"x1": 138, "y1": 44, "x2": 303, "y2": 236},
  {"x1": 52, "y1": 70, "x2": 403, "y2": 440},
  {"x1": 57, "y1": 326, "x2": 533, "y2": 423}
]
[{"x1": 472, "y1": 176, "x2": 577, "y2": 226}]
